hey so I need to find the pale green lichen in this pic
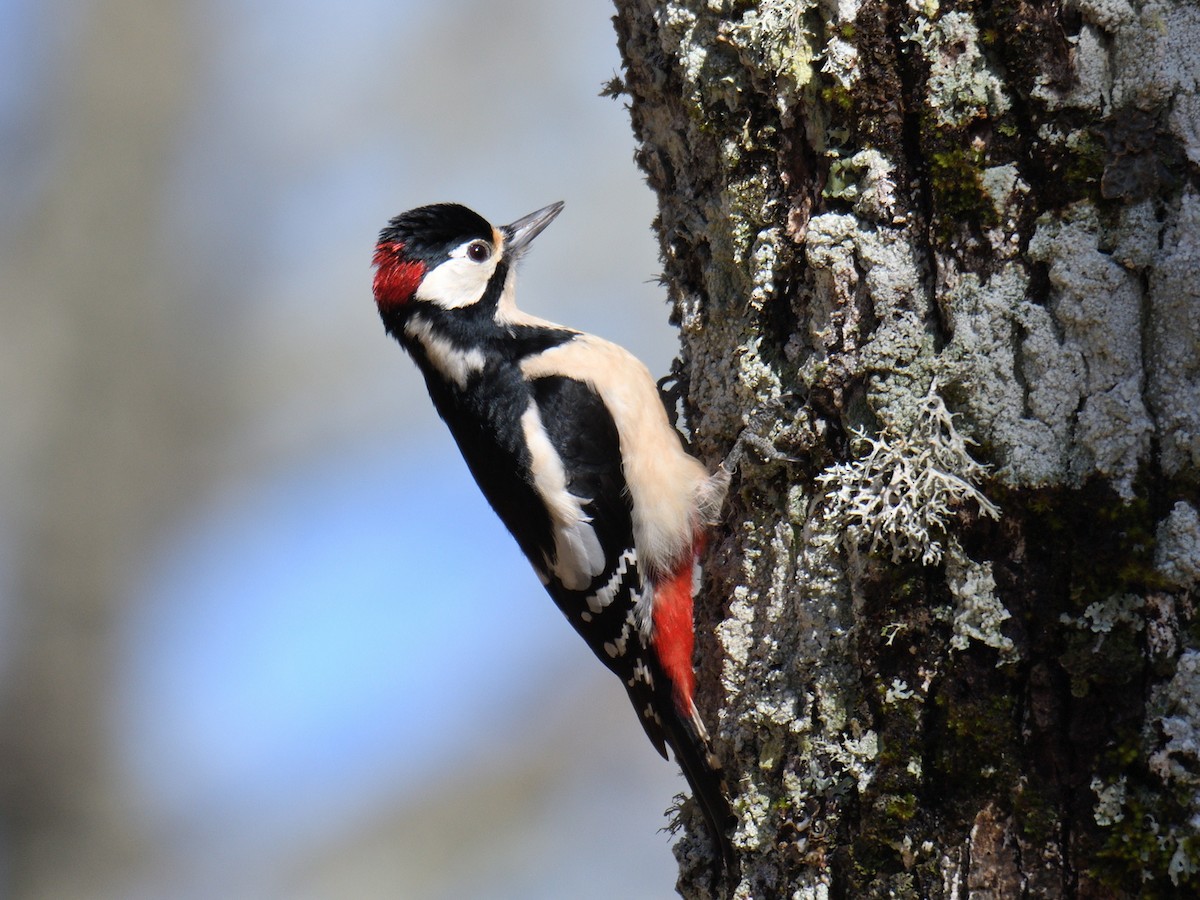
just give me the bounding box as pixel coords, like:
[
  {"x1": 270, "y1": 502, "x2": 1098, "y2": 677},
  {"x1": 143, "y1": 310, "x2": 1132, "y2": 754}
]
[
  {"x1": 817, "y1": 384, "x2": 1000, "y2": 565},
  {"x1": 1148, "y1": 650, "x2": 1200, "y2": 789},
  {"x1": 979, "y1": 163, "x2": 1028, "y2": 217},
  {"x1": 1141, "y1": 649, "x2": 1200, "y2": 885},
  {"x1": 1060, "y1": 594, "x2": 1146, "y2": 634},
  {"x1": 824, "y1": 726, "x2": 879, "y2": 794},
  {"x1": 821, "y1": 35, "x2": 859, "y2": 92},
  {"x1": 942, "y1": 266, "x2": 1075, "y2": 486},
  {"x1": 1148, "y1": 193, "x2": 1200, "y2": 479},
  {"x1": 1172, "y1": 95, "x2": 1200, "y2": 166},
  {"x1": 825, "y1": 149, "x2": 899, "y2": 220},
  {"x1": 898, "y1": 0, "x2": 938, "y2": 46},
  {"x1": 1072, "y1": 0, "x2": 1137, "y2": 32},
  {"x1": 802, "y1": 209, "x2": 942, "y2": 427},
  {"x1": 1027, "y1": 205, "x2": 1146, "y2": 391},
  {"x1": 747, "y1": 228, "x2": 784, "y2": 313},
  {"x1": 884, "y1": 678, "x2": 915, "y2": 705},
  {"x1": 921, "y1": 10, "x2": 1012, "y2": 127},
  {"x1": 792, "y1": 883, "x2": 833, "y2": 900},
  {"x1": 721, "y1": 0, "x2": 817, "y2": 96},
  {"x1": 1097, "y1": 0, "x2": 1200, "y2": 110},
  {"x1": 1091, "y1": 774, "x2": 1128, "y2": 826},
  {"x1": 945, "y1": 541, "x2": 1017, "y2": 664},
  {"x1": 1043, "y1": 0, "x2": 1200, "y2": 112}
]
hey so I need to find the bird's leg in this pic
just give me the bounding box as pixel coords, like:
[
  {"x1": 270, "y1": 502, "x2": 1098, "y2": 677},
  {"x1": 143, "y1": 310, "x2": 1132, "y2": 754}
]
[
  {"x1": 721, "y1": 421, "x2": 800, "y2": 475},
  {"x1": 657, "y1": 358, "x2": 689, "y2": 435}
]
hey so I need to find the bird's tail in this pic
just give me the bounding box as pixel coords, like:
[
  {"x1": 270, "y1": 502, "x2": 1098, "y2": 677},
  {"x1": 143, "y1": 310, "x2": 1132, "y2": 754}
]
[
  {"x1": 638, "y1": 541, "x2": 737, "y2": 878},
  {"x1": 625, "y1": 656, "x2": 737, "y2": 879},
  {"x1": 662, "y1": 692, "x2": 737, "y2": 878}
]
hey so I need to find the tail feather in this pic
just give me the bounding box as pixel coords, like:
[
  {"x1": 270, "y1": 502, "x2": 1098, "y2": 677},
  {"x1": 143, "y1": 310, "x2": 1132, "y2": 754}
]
[
  {"x1": 661, "y1": 694, "x2": 737, "y2": 877},
  {"x1": 625, "y1": 654, "x2": 737, "y2": 877},
  {"x1": 550, "y1": 534, "x2": 736, "y2": 874},
  {"x1": 645, "y1": 542, "x2": 736, "y2": 876}
]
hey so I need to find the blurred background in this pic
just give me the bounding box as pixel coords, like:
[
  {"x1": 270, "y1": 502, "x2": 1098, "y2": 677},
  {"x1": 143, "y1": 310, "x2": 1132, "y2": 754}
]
[{"x1": 0, "y1": 0, "x2": 687, "y2": 897}]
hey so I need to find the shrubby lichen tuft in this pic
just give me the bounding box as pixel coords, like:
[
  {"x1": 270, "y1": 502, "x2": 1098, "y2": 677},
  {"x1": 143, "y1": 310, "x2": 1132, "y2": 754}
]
[{"x1": 817, "y1": 383, "x2": 1000, "y2": 565}]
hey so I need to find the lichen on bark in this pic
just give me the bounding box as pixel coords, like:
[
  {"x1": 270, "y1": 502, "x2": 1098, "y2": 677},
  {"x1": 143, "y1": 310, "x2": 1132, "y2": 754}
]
[{"x1": 611, "y1": 0, "x2": 1200, "y2": 896}]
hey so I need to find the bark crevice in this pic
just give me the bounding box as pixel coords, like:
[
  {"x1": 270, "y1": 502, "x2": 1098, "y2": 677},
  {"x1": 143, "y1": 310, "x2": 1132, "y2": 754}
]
[{"x1": 612, "y1": 0, "x2": 1200, "y2": 895}]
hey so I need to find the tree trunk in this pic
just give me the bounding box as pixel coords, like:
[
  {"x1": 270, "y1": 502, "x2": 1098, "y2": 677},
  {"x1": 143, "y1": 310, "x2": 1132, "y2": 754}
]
[{"x1": 611, "y1": 0, "x2": 1200, "y2": 897}]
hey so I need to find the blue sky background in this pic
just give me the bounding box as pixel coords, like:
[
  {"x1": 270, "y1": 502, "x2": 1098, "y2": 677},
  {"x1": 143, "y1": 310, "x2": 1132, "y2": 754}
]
[{"x1": 0, "y1": 0, "x2": 689, "y2": 896}]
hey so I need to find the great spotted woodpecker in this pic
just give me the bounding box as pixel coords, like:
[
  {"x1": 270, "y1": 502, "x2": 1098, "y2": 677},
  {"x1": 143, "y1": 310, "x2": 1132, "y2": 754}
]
[{"x1": 372, "y1": 201, "x2": 736, "y2": 870}]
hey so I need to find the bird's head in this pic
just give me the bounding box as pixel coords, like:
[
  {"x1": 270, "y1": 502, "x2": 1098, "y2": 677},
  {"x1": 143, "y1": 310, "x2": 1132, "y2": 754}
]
[{"x1": 372, "y1": 201, "x2": 563, "y2": 315}]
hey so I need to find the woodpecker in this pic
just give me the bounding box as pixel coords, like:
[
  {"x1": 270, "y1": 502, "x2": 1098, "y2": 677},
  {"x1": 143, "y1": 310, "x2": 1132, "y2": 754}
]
[{"x1": 372, "y1": 201, "x2": 736, "y2": 871}]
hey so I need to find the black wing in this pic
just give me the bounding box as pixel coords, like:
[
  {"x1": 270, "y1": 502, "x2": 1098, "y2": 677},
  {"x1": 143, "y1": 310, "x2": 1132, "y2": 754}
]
[
  {"x1": 530, "y1": 374, "x2": 631, "y2": 570},
  {"x1": 528, "y1": 377, "x2": 664, "y2": 739},
  {"x1": 534, "y1": 374, "x2": 736, "y2": 874}
]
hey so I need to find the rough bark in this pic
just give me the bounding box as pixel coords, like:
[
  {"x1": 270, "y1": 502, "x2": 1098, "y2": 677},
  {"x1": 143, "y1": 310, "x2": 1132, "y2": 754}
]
[{"x1": 610, "y1": 0, "x2": 1200, "y2": 897}]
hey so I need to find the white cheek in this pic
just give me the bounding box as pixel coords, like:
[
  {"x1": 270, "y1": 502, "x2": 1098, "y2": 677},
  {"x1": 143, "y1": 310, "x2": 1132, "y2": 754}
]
[{"x1": 415, "y1": 257, "x2": 496, "y2": 309}]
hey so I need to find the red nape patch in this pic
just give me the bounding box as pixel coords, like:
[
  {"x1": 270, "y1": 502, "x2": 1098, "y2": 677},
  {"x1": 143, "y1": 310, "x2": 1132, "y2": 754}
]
[
  {"x1": 372, "y1": 242, "x2": 425, "y2": 309},
  {"x1": 651, "y1": 549, "x2": 699, "y2": 715}
]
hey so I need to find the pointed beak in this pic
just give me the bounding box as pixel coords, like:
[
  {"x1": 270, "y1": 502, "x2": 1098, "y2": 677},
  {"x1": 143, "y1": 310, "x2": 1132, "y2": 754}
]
[{"x1": 502, "y1": 201, "x2": 564, "y2": 255}]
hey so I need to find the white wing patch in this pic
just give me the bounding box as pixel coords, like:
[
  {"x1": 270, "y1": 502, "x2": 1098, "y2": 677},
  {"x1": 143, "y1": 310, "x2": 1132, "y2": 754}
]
[
  {"x1": 519, "y1": 335, "x2": 712, "y2": 575},
  {"x1": 404, "y1": 315, "x2": 486, "y2": 388},
  {"x1": 520, "y1": 401, "x2": 605, "y2": 591}
]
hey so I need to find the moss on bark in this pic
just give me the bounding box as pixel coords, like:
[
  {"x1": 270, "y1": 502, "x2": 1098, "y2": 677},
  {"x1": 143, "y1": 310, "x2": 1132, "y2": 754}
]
[{"x1": 611, "y1": 0, "x2": 1200, "y2": 895}]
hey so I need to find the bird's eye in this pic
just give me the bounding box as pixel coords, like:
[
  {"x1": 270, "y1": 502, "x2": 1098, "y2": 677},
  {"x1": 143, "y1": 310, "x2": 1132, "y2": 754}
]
[{"x1": 466, "y1": 241, "x2": 491, "y2": 262}]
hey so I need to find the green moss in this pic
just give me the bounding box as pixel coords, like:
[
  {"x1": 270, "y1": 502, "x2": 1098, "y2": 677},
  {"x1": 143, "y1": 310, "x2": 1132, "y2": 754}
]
[
  {"x1": 937, "y1": 688, "x2": 1017, "y2": 784},
  {"x1": 770, "y1": 793, "x2": 794, "y2": 813},
  {"x1": 1002, "y1": 482, "x2": 1200, "y2": 891},
  {"x1": 1014, "y1": 781, "x2": 1061, "y2": 846},
  {"x1": 1094, "y1": 793, "x2": 1200, "y2": 895},
  {"x1": 928, "y1": 143, "x2": 1000, "y2": 239},
  {"x1": 821, "y1": 83, "x2": 854, "y2": 113},
  {"x1": 1023, "y1": 482, "x2": 1167, "y2": 607},
  {"x1": 1075, "y1": 490, "x2": 1168, "y2": 596},
  {"x1": 1063, "y1": 131, "x2": 1106, "y2": 197},
  {"x1": 1059, "y1": 602, "x2": 1144, "y2": 698},
  {"x1": 882, "y1": 792, "x2": 920, "y2": 822}
]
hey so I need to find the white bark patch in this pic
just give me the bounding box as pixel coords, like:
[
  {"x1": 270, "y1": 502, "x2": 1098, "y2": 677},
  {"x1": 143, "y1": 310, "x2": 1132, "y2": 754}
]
[
  {"x1": 1028, "y1": 205, "x2": 1153, "y2": 497},
  {"x1": 1147, "y1": 192, "x2": 1200, "y2": 478},
  {"x1": 1155, "y1": 501, "x2": 1200, "y2": 590}
]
